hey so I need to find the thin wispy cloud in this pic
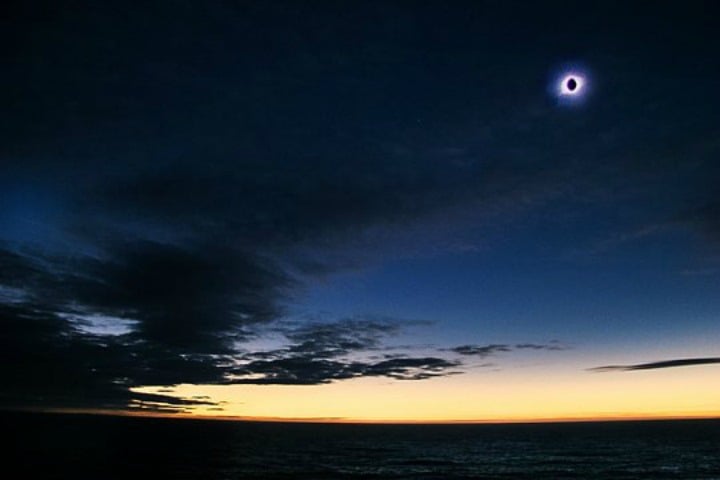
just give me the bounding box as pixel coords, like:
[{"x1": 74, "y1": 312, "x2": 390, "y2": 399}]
[
  {"x1": 448, "y1": 342, "x2": 569, "y2": 358},
  {"x1": 589, "y1": 357, "x2": 720, "y2": 372}
]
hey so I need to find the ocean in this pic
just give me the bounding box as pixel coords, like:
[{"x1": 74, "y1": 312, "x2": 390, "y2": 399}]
[{"x1": 5, "y1": 412, "x2": 720, "y2": 479}]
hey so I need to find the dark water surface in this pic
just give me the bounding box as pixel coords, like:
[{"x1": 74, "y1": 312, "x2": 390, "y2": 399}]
[{"x1": 5, "y1": 412, "x2": 720, "y2": 479}]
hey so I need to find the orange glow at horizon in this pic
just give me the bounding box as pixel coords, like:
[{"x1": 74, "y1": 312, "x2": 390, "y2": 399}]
[{"x1": 130, "y1": 364, "x2": 720, "y2": 423}]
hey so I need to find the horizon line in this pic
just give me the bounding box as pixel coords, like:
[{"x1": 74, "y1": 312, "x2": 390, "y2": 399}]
[{"x1": 8, "y1": 407, "x2": 720, "y2": 426}]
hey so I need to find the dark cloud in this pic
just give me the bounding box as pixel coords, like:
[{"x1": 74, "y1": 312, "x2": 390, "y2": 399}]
[
  {"x1": 0, "y1": 238, "x2": 292, "y2": 350},
  {"x1": 515, "y1": 342, "x2": 569, "y2": 351},
  {"x1": 0, "y1": 244, "x2": 269, "y2": 410},
  {"x1": 275, "y1": 318, "x2": 402, "y2": 358},
  {"x1": 229, "y1": 318, "x2": 460, "y2": 384},
  {"x1": 0, "y1": 301, "x2": 221, "y2": 412},
  {"x1": 0, "y1": 246, "x2": 461, "y2": 409},
  {"x1": 67, "y1": 241, "x2": 292, "y2": 352},
  {"x1": 228, "y1": 357, "x2": 460, "y2": 385},
  {"x1": 589, "y1": 357, "x2": 720, "y2": 372},
  {"x1": 449, "y1": 342, "x2": 568, "y2": 357},
  {"x1": 450, "y1": 344, "x2": 512, "y2": 357}
]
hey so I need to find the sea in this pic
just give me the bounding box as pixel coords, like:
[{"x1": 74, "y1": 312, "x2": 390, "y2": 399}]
[{"x1": 5, "y1": 412, "x2": 720, "y2": 479}]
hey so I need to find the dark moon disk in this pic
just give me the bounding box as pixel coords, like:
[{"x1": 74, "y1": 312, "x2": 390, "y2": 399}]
[{"x1": 566, "y1": 78, "x2": 577, "y2": 91}]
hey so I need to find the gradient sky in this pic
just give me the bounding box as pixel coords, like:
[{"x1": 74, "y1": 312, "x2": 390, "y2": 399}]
[{"x1": 2, "y1": 1, "x2": 719, "y2": 421}]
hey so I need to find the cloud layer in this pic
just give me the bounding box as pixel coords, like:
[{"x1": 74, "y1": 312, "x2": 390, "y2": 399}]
[
  {"x1": 589, "y1": 357, "x2": 720, "y2": 372},
  {"x1": 449, "y1": 342, "x2": 568, "y2": 357},
  {"x1": 0, "y1": 246, "x2": 463, "y2": 410}
]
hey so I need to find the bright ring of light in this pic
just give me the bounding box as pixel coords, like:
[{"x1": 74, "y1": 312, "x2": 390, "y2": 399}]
[{"x1": 558, "y1": 74, "x2": 585, "y2": 96}]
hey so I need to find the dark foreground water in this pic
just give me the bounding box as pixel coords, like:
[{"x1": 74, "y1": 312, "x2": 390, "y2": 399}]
[{"x1": 5, "y1": 412, "x2": 720, "y2": 479}]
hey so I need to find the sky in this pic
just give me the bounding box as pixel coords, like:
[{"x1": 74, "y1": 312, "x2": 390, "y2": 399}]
[{"x1": 2, "y1": 1, "x2": 719, "y2": 422}]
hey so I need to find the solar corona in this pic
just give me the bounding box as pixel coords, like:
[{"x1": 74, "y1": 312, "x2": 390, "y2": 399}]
[{"x1": 552, "y1": 70, "x2": 589, "y2": 103}]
